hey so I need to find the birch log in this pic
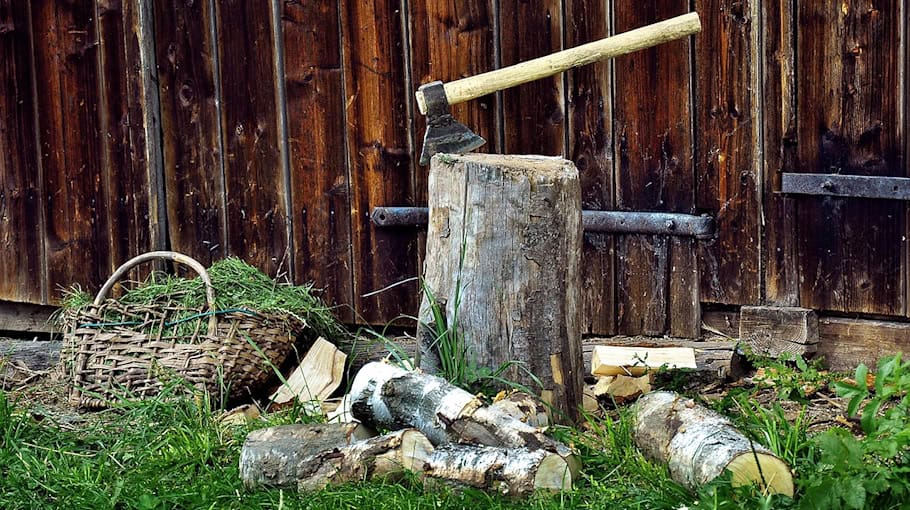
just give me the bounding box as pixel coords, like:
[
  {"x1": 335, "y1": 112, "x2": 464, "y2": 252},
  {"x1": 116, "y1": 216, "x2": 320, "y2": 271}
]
[
  {"x1": 419, "y1": 153, "x2": 584, "y2": 421},
  {"x1": 425, "y1": 445, "x2": 574, "y2": 496},
  {"x1": 240, "y1": 424, "x2": 433, "y2": 491},
  {"x1": 349, "y1": 362, "x2": 578, "y2": 474},
  {"x1": 631, "y1": 391, "x2": 794, "y2": 496}
]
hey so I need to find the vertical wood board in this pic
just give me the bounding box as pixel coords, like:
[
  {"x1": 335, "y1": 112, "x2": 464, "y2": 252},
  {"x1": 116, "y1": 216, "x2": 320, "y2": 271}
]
[
  {"x1": 0, "y1": 0, "x2": 44, "y2": 303},
  {"x1": 215, "y1": 0, "x2": 289, "y2": 278},
  {"x1": 342, "y1": 0, "x2": 419, "y2": 323},
  {"x1": 565, "y1": 0, "x2": 616, "y2": 334},
  {"x1": 498, "y1": 0, "x2": 566, "y2": 156},
  {"x1": 795, "y1": 0, "x2": 904, "y2": 315},
  {"x1": 282, "y1": 0, "x2": 354, "y2": 321},
  {"x1": 761, "y1": 0, "x2": 799, "y2": 306},
  {"x1": 32, "y1": 0, "x2": 110, "y2": 301},
  {"x1": 613, "y1": 0, "x2": 696, "y2": 336},
  {"x1": 694, "y1": 0, "x2": 760, "y2": 305},
  {"x1": 153, "y1": 0, "x2": 227, "y2": 266}
]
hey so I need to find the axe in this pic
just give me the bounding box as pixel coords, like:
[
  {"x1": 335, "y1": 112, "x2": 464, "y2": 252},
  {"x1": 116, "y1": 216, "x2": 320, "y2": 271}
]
[{"x1": 416, "y1": 12, "x2": 701, "y2": 164}]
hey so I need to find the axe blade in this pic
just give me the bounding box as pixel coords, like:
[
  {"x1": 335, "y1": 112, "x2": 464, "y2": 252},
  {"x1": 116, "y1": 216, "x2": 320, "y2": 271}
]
[{"x1": 419, "y1": 115, "x2": 486, "y2": 165}]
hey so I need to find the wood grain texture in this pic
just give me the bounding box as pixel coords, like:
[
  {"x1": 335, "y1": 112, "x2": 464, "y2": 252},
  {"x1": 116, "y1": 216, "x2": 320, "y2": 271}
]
[
  {"x1": 761, "y1": 0, "x2": 799, "y2": 306},
  {"x1": 418, "y1": 154, "x2": 584, "y2": 420},
  {"x1": 498, "y1": 0, "x2": 565, "y2": 155},
  {"x1": 694, "y1": 0, "x2": 760, "y2": 305},
  {"x1": 341, "y1": 0, "x2": 418, "y2": 323},
  {"x1": 817, "y1": 317, "x2": 910, "y2": 372},
  {"x1": 215, "y1": 0, "x2": 288, "y2": 278},
  {"x1": 153, "y1": 0, "x2": 226, "y2": 265},
  {"x1": 795, "y1": 0, "x2": 904, "y2": 315},
  {"x1": 566, "y1": 0, "x2": 615, "y2": 335},
  {"x1": 0, "y1": 0, "x2": 44, "y2": 303},
  {"x1": 96, "y1": 0, "x2": 156, "y2": 278},
  {"x1": 32, "y1": 0, "x2": 109, "y2": 301},
  {"x1": 281, "y1": 0, "x2": 353, "y2": 321},
  {"x1": 613, "y1": 0, "x2": 696, "y2": 336}
]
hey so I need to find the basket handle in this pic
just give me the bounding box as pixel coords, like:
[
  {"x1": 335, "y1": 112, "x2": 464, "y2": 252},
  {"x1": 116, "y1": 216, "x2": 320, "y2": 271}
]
[{"x1": 94, "y1": 251, "x2": 218, "y2": 334}]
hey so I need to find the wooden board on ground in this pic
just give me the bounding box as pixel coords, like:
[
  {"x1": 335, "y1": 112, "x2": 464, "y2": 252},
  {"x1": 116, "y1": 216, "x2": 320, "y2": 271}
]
[
  {"x1": 591, "y1": 345, "x2": 697, "y2": 376},
  {"x1": 740, "y1": 306, "x2": 818, "y2": 358},
  {"x1": 270, "y1": 338, "x2": 345, "y2": 405}
]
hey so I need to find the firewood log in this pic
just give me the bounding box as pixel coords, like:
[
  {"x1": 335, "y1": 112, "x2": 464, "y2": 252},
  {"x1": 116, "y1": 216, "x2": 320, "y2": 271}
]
[{"x1": 631, "y1": 391, "x2": 794, "y2": 496}]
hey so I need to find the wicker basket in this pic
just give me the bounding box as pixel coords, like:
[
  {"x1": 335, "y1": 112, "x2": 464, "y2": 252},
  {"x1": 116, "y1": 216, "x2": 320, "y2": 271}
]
[{"x1": 61, "y1": 251, "x2": 299, "y2": 409}]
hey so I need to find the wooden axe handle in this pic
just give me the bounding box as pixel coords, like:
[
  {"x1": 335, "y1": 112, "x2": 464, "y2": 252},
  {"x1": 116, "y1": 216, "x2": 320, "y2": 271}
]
[{"x1": 416, "y1": 12, "x2": 701, "y2": 115}]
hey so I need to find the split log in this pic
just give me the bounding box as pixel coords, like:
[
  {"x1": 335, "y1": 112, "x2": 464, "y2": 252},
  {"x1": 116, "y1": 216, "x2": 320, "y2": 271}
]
[
  {"x1": 583, "y1": 337, "x2": 745, "y2": 380},
  {"x1": 489, "y1": 391, "x2": 549, "y2": 428},
  {"x1": 418, "y1": 153, "x2": 584, "y2": 421},
  {"x1": 591, "y1": 346, "x2": 697, "y2": 376},
  {"x1": 270, "y1": 337, "x2": 346, "y2": 405},
  {"x1": 349, "y1": 362, "x2": 578, "y2": 474},
  {"x1": 588, "y1": 374, "x2": 652, "y2": 404},
  {"x1": 631, "y1": 391, "x2": 794, "y2": 496},
  {"x1": 425, "y1": 445, "x2": 573, "y2": 496},
  {"x1": 240, "y1": 423, "x2": 435, "y2": 491}
]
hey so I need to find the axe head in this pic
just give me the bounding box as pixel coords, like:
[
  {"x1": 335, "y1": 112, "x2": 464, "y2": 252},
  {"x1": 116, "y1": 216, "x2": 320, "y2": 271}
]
[{"x1": 418, "y1": 81, "x2": 486, "y2": 165}]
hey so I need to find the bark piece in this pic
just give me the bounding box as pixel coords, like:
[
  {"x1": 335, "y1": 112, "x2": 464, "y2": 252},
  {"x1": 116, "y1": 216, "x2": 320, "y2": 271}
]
[
  {"x1": 740, "y1": 306, "x2": 818, "y2": 358},
  {"x1": 418, "y1": 153, "x2": 584, "y2": 421},
  {"x1": 425, "y1": 445, "x2": 573, "y2": 496},
  {"x1": 349, "y1": 362, "x2": 578, "y2": 474},
  {"x1": 489, "y1": 391, "x2": 549, "y2": 428},
  {"x1": 270, "y1": 337, "x2": 346, "y2": 405},
  {"x1": 591, "y1": 346, "x2": 697, "y2": 376},
  {"x1": 631, "y1": 391, "x2": 794, "y2": 496}
]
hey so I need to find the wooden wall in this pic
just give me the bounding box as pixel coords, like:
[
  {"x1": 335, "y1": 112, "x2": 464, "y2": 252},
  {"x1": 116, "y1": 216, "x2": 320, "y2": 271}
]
[{"x1": 0, "y1": 0, "x2": 907, "y2": 337}]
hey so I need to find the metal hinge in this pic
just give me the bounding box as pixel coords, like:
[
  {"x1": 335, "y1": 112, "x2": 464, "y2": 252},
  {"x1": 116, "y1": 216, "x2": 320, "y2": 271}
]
[
  {"x1": 781, "y1": 173, "x2": 910, "y2": 200},
  {"x1": 371, "y1": 207, "x2": 715, "y2": 239}
]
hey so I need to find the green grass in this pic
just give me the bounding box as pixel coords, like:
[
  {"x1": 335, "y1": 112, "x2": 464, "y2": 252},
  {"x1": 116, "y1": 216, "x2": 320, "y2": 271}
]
[{"x1": 4, "y1": 352, "x2": 908, "y2": 509}]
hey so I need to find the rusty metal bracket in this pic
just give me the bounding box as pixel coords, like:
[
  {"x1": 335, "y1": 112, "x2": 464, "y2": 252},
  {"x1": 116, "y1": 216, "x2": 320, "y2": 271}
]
[
  {"x1": 781, "y1": 173, "x2": 910, "y2": 200},
  {"x1": 371, "y1": 207, "x2": 715, "y2": 239}
]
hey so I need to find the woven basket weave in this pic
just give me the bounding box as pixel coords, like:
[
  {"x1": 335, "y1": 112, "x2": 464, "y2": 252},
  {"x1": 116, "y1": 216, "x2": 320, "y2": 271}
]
[{"x1": 61, "y1": 251, "x2": 299, "y2": 409}]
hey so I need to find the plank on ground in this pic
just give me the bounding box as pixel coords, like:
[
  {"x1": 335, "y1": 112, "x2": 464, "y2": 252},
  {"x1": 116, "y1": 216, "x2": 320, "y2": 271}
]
[
  {"x1": 153, "y1": 0, "x2": 227, "y2": 266},
  {"x1": 281, "y1": 0, "x2": 353, "y2": 321},
  {"x1": 341, "y1": 0, "x2": 418, "y2": 324},
  {"x1": 0, "y1": 0, "x2": 45, "y2": 303},
  {"x1": 566, "y1": 0, "x2": 615, "y2": 335},
  {"x1": 794, "y1": 1, "x2": 904, "y2": 315},
  {"x1": 613, "y1": 0, "x2": 697, "y2": 337},
  {"x1": 214, "y1": 0, "x2": 288, "y2": 278}
]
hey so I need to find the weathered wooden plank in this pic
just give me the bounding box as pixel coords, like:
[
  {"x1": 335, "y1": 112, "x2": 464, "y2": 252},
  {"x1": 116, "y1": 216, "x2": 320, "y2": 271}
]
[
  {"x1": 498, "y1": 0, "x2": 565, "y2": 155},
  {"x1": 153, "y1": 0, "x2": 226, "y2": 266},
  {"x1": 0, "y1": 302, "x2": 56, "y2": 333},
  {"x1": 613, "y1": 0, "x2": 695, "y2": 336},
  {"x1": 96, "y1": 0, "x2": 158, "y2": 279},
  {"x1": 795, "y1": 1, "x2": 904, "y2": 315},
  {"x1": 566, "y1": 0, "x2": 615, "y2": 335},
  {"x1": 32, "y1": 0, "x2": 109, "y2": 302},
  {"x1": 342, "y1": 0, "x2": 419, "y2": 323},
  {"x1": 694, "y1": 0, "x2": 760, "y2": 305},
  {"x1": 761, "y1": 0, "x2": 799, "y2": 306},
  {"x1": 817, "y1": 317, "x2": 910, "y2": 372},
  {"x1": 668, "y1": 237, "x2": 700, "y2": 337},
  {"x1": 214, "y1": 0, "x2": 288, "y2": 278},
  {"x1": 0, "y1": 0, "x2": 45, "y2": 303},
  {"x1": 281, "y1": 1, "x2": 353, "y2": 321}
]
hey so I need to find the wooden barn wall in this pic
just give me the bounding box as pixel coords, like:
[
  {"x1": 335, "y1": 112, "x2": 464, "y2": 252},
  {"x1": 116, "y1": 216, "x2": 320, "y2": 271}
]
[{"x1": 0, "y1": 0, "x2": 907, "y2": 336}]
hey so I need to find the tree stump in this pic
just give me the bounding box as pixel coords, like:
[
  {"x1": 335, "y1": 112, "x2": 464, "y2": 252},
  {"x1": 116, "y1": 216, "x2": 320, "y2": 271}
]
[{"x1": 418, "y1": 153, "x2": 584, "y2": 421}]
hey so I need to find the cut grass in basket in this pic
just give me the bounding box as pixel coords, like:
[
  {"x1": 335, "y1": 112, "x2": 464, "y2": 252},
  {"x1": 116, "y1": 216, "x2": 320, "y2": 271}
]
[{"x1": 56, "y1": 257, "x2": 346, "y2": 342}]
